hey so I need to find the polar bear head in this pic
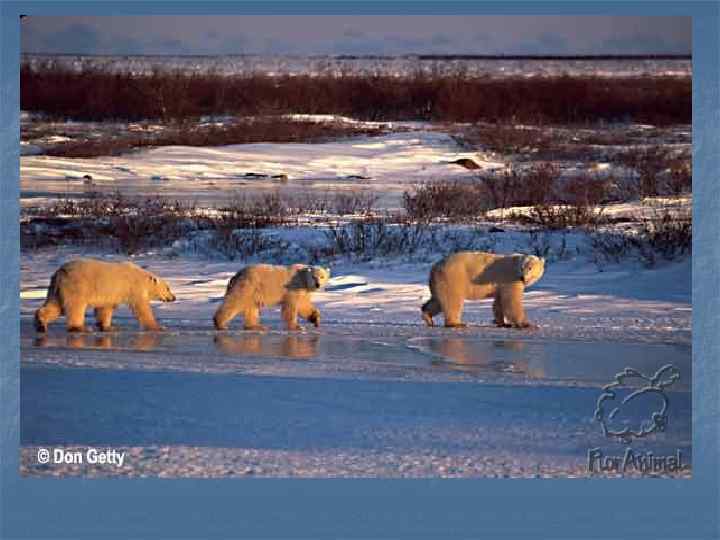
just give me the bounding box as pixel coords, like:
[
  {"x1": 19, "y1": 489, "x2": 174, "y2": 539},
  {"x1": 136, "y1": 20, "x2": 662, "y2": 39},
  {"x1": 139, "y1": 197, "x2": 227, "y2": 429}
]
[
  {"x1": 308, "y1": 266, "x2": 331, "y2": 290},
  {"x1": 148, "y1": 274, "x2": 177, "y2": 302},
  {"x1": 519, "y1": 255, "x2": 545, "y2": 288},
  {"x1": 294, "y1": 266, "x2": 331, "y2": 291}
]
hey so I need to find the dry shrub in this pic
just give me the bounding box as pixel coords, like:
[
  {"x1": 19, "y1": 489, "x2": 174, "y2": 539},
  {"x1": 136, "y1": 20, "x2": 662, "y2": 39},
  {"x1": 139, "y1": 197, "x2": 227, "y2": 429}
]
[
  {"x1": 527, "y1": 172, "x2": 608, "y2": 229},
  {"x1": 528, "y1": 204, "x2": 606, "y2": 230},
  {"x1": 202, "y1": 229, "x2": 278, "y2": 261},
  {"x1": 462, "y1": 125, "x2": 554, "y2": 155},
  {"x1": 482, "y1": 163, "x2": 560, "y2": 210},
  {"x1": 402, "y1": 180, "x2": 489, "y2": 221},
  {"x1": 639, "y1": 205, "x2": 692, "y2": 262},
  {"x1": 665, "y1": 160, "x2": 692, "y2": 195},
  {"x1": 22, "y1": 189, "x2": 387, "y2": 254},
  {"x1": 331, "y1": 191, "x2": 380, "y2": 216},
  {"x1": 563, "y1": 174, "x2": 610, "y2": 206},
  {"x1": 21, "y1": 191, "x2": 299, "y2": 254},
  {"x1": 215, "y1": 193, "x2": 293, "y2": 230},
  {"x1": 614, "y1": 147, "x2": 692, "y2": 198},
  {"x1": 481, "y1": 170, "x2": 522, "y2": 211},
  {"x1": 521, "y1": 163, "x2": 561, "y2": 205},
  {"x1": 323, "y1": 217, "x2": 433, "y2": 259},
  {"x1": 591, "y1": 204, "x2": 691, "y2": 267},
  {"x1": 23, "y1": 192, "x2": 197, "y2": 253}
]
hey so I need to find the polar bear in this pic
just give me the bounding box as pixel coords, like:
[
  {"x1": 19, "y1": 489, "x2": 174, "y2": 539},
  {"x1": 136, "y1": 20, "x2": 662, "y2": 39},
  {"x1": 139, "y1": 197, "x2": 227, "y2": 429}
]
[
  {"x1": 421, "y1": 251, "x2": 544, "y2": 329},
  {"x1": 34, "y1": 258, "x2": 176, "y2": 333},
  {"x1": 213, "y1": 264, "x2": 330, "y2": 331}
]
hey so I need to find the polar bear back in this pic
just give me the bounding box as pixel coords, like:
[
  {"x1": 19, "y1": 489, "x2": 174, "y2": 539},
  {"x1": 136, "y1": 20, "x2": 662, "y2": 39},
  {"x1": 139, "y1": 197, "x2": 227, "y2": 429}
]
[
  {"x1": 432, "y1": 251, "x2": 523, "y2": 285},
  {"x1": 51, "y1": 258, "x2": 167, "y2": 306},
  {"x1": 226, "y1": 264, "x2": 300, "y2": 306},
  {"x1": 430, "y1": 251, "x2": 545, "y2": 293}
]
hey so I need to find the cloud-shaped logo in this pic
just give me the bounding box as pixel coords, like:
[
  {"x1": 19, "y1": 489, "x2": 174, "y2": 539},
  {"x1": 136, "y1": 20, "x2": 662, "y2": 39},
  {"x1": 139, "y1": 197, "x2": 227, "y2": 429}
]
[{"x1": 594, "y1": 364, "x2": 680, "y2": 443}]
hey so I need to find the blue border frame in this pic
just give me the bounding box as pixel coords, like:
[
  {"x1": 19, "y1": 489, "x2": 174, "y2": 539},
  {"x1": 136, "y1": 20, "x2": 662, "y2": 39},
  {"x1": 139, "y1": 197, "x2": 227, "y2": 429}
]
[{"x1": 2, "y1": 3, "x2": 718, "y2": 539}]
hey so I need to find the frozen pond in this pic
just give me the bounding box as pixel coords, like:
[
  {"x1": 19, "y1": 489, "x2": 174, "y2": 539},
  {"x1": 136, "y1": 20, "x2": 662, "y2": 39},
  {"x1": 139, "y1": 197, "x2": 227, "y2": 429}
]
[
  {"x1": 21, "y1": 324, "x2": 691, "y2": 477},
  {"x1": 23, "y1": 325, "x2": 691, "y2": 388}
]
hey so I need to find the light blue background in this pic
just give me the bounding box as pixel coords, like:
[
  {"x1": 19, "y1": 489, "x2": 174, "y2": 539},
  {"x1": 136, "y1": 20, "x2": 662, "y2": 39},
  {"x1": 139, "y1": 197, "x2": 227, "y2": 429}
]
[{"x1": 1, "y1": 2, "x2": 717, "y2": 539}]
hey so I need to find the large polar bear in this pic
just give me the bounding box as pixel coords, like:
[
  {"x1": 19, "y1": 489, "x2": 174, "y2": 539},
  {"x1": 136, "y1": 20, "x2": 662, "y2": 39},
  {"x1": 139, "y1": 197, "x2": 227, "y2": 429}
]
[
  {"x1": 34, "y1": 258, "x2": 177, "y2": 333},
  {"x1": 213, "y1": 264, "x2": 330, "y2": 331},
  {"x1": 421, "y1": 251, "x2": 545, "y2": 329}
]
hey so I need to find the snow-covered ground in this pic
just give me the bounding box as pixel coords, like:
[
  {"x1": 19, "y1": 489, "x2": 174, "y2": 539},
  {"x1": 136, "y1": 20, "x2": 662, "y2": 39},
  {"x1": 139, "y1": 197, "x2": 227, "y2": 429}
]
[
  {"x1": 20, "y1": 121, "x2": 691, "y2": 211},
  {"x1": 21, "y1": 129, "x2": 506, "y2": 209},
  {"x1": 21, "y1": 53, "x2": 692, "y2": 78}
]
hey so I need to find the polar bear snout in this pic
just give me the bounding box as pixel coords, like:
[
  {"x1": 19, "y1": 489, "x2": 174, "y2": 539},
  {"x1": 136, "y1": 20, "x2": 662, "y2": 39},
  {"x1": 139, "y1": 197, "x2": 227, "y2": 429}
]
[
  {"x1": 148, "y1": 275, "x2": 177, "y2": 302},
  {"x1": 312, "y1": 267, "x2": 330, "y2": 289},
  {"x1": 298, "y1": 267, "x2": 330, "y2": 291},
  {"x1": 156, "y1": 287, "x2": 176, "y2": 302},
  {"x1": 520, "y1": 256, "x2": 545, "y2": 288}
]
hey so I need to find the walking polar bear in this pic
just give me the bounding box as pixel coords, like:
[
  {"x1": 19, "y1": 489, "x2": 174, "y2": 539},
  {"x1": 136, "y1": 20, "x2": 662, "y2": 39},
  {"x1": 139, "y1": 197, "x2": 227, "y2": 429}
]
[
  {"x1": 421, "y1": 251, "x2": 545, "y2": 329},
  {"x1": 34, "y1": 258, "x2": 176, "y2": 333},
  {"x1": 213, "y1": 264, "x2": 330, "y2": 331}
]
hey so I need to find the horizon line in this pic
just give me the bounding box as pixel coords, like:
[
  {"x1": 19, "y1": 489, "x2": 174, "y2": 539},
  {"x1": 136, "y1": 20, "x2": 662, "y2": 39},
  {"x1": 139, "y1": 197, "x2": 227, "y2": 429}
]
[{"x1": 20, "y1": 52, "x2": 692, "y2": 60}]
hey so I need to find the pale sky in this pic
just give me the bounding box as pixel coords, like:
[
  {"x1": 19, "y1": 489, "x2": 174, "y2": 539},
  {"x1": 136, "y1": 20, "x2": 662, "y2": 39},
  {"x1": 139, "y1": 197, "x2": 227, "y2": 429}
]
[{"x1": 21, "y1": 16, "x2": 691, "y2": 56}]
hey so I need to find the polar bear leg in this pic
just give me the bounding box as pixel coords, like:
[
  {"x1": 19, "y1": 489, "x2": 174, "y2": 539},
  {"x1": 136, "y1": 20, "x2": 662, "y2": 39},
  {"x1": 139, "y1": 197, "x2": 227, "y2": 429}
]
[
  {"x1": 35, "y1": 301, "x2": 62, "y2": 332},
  {"x1": 500, "y1": 282, "x2": 532, "y2": 329},
  {"x1": 492, "y1": 293, "x2": 510, "y2": 327},
  {"x1": 94, "y1": 306, "x2": 116, "y2": 331},
  {"x1": 442, "y1": 293, "x2": 466, "y2": 328},
  {"x1": 281, "y1": 302, "x2": 301, "y2": 331},
  {"x1": 421, "y1": 297, "x2": 441, "y2": 326},
  {"x1": 64, "y1": 300, "x2": 90, "y2": 332},
  {"x1": 296, "y1": 296, "x2": 320, "y2": 328},
  {"x1": 131, "y1": 301, "x2": 164, "y2": 331},
  {"x1": 213, "y1": 299, "x2": 243, "y2": 330},
  {"x1": 242, "y1": 306, "x2": 267, "y2": 331}
]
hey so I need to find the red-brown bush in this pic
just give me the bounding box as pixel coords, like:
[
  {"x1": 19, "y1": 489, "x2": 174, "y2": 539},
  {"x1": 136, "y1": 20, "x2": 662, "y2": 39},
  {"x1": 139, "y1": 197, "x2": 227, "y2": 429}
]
[{"x1": 22, "y1": 63, "x2": 691, "y2": 125}]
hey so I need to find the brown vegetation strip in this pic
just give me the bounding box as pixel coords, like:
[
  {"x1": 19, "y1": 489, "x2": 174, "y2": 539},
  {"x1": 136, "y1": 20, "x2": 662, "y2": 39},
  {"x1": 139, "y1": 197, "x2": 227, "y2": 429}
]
[{"x1": 22, "y1": 64, "x2": 691, "y2": 125}]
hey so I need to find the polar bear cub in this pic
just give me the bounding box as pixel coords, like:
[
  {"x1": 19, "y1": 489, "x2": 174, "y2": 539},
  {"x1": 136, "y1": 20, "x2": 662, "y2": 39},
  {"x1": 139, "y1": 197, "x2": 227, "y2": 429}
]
[
  {"x1": 213, "y1": 264, "x2": 330, "y2": 331},
  {"x1": 421, "y1": 251, "x2": 544, "y2": 329},
  {"x1": 34, "y1": 258, "x2": 176, "y2": 332}
]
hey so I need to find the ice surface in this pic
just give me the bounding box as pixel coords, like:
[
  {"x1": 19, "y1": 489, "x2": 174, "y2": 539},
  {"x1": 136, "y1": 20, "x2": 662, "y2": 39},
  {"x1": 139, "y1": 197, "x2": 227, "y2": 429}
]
[{"x1": 20, "y1": 359, "x2": 691, "y2": 477}]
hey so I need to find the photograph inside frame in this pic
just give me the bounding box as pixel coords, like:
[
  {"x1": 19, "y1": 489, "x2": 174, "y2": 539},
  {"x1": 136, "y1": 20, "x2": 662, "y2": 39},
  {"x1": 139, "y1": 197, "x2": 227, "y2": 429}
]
[{"x1": 18, "y1": 15, "x2": 691, "y2": 478}]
